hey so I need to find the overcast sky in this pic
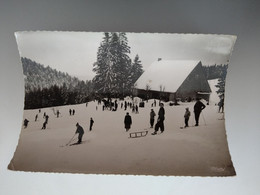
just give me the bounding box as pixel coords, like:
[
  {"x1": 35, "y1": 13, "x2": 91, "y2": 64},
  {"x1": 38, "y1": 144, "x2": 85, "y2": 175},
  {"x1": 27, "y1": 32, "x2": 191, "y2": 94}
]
[{"x1": 16, "y1": 31, "x2": 236, "y2": 81}]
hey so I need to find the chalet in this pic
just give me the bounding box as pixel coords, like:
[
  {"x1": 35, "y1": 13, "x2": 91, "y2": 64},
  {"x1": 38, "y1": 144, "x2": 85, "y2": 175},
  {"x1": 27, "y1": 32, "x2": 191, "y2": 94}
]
[{"x1": 134, "y1": 60, "x2": 211, "y2": 102}]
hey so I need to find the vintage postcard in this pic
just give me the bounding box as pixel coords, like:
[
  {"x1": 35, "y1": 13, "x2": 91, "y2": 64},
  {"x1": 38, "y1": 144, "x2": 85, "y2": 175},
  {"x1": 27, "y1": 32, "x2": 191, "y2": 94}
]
[{"x1": 9, "y1": 32, "x2": 236, "y2": 176}]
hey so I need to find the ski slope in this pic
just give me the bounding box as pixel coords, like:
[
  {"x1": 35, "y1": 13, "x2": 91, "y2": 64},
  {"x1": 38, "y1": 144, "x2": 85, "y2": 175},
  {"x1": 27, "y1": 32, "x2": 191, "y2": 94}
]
[{"x1": 9, "y1": 98, "x2": 235, "y2": 176}]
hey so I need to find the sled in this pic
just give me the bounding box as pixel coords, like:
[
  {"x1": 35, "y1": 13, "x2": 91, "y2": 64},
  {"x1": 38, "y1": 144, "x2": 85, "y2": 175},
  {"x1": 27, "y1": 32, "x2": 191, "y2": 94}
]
[{"x1": 129, "y1": 130, "x2": 148, "y2": 138}]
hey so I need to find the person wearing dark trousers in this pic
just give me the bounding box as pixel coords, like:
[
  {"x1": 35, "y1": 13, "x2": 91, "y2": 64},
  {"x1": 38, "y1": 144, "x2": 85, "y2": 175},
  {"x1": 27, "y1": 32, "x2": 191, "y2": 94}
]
[
  {"x1": 124, "y1": 112, "x2": 132, "y2": 132},
  {"x1": 41, "y1": 121, "x2": 47, "y2": 130},
  {"x1": 75, "y1": 123, "x2": 84, "y2": 144},
  {"x1": 150, "y1": 109, "x2": 156, "y2": 128},
  {"x1": 89, "y1": 117, "x2": 94, "y2": 131},
  {"x1": 194, "y1": 98, "x2": 206, "y2": 126},
  {"x1": 184, "y1": 107, "x2": 191, "y2": 128},
  {"x1": 23, "y1": 119, "x2": 29, "y2": 128},
  {"x1": 152, "y1": 103, "x2": 165, "y2": 135}
]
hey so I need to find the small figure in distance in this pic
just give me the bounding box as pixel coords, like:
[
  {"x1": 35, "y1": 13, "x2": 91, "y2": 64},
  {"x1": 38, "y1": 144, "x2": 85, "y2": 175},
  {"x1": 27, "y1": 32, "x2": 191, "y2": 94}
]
[
  {"x1": 89, "y1": 117, "x2": 94, "y2": 131},
  {"x1": 124, "y1": 112, "x2": 132, "y2": 132},
  {"x1": 150, "y1": 109, "x2": 156, "y2": 128},
  {"x1": 23, "y1": 119, "x2": 29, "y2": 128},
  {"x1": 184, "y1": 107, "x2": 191, "y2": 128}
]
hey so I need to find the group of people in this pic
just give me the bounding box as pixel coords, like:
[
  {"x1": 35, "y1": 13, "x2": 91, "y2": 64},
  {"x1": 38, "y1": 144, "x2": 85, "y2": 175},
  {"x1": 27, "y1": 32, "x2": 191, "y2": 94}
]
[
  {"x1": 123, "y1": 98, "x2": 207, "y2": 135},
  {"x1": 23, "y1": 97, "x2": 218, "y2": 144}
]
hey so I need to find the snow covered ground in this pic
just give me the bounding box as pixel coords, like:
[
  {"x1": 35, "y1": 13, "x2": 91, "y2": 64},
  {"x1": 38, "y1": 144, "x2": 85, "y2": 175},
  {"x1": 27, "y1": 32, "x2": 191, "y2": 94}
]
[{"x1": 9, "y1": 98, "x2": 235, "y2": 176}]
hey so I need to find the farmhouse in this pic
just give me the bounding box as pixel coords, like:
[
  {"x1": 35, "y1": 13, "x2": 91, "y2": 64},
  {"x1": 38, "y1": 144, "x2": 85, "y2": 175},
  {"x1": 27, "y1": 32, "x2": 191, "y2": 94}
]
[{"x1": 134, "y1": 60, "x2": 211, "y2": 102}]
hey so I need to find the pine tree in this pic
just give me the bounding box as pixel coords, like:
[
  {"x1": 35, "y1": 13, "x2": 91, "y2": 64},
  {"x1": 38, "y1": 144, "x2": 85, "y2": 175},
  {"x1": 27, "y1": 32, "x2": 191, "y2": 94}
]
[
  {"x1": 130, "y1": 54, "x2": 144, "y2": 85},
  {"x1": 93, "y1": 32, "x2": 132, "y2": 98},
  {"x1": 93, "y1": 32, "x2": 115, "y2": 97},
  {"x1": 215, "y1": 65, "x2": 228, "y2": 100}
]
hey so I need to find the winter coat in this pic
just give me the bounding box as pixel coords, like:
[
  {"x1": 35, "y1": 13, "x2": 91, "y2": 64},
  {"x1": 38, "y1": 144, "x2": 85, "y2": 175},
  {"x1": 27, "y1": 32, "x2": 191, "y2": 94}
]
[
  {"x1": 76, "y1": 125, "x2": 84, "y2": 135},
  {"x1": 194, "y1": 101, "x2": 206, "y2": 113},
  {"x1": 150, "y1": 111, "x2": 156, "y2": 119},
  {"x1": 124, "y1": 115, "x2": 132, "y2": 128},
  {"x1": 158, "y1": 107, "x2": 165, "y2": 121},
  {"x1": 184, "y1": 110, "x2": 191, "y2": 118}
]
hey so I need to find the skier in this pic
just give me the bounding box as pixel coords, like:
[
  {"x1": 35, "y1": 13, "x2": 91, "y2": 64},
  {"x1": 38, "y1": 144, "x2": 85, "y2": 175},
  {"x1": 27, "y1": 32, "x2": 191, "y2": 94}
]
[
  {"x1": 69, "y1": 109, "x2": 72, "y2": 116},
  {"x1": 193, "y1": 98, "x2": 206, "y2": 126},
  {"x1": 41, "y1": 121, "x2": 47, "y2": 130},
  {"x1": 75, "y1": 123, "x2": 84, "y2": 144},
  {"x1": 57, "y1": 110, "x2": 60, "y2": 118},
  {"x1": 43, "y1": 112, "x2": 46, "y2": 118},
  {"x1": 152, "y1": 103, "x2": 165, "y2": 135},
  {"x1": 89, "y1": 117, "x2": 94, "y2": 131},
  {"x1": 184, "y1": 107, "x2": 191, "y2": 128},
  {"x1": 72, "y1": 109, "x2": 75, "y2": 115},
  {"x1": 23, "y1": 119, "x2": 29, "y2": 128},
  {"x1": 124, "y1": 112, "x2": 132, "y2": 132},
  {"x1": 45, "y1": 115, "x2": 49, "y2": 124},
  {"x1": 150, "y1": 109, "x2": 156, "y2": 128},
  {"x1": 35, "y1": 114, "x2": 38, "y2": 121}
]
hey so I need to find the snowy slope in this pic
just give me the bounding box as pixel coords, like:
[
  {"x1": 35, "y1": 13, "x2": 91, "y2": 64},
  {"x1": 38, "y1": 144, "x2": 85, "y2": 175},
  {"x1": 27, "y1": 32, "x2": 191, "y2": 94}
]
[{"x1": 9, "y1": 98, "x2": 234, "y2": 176}]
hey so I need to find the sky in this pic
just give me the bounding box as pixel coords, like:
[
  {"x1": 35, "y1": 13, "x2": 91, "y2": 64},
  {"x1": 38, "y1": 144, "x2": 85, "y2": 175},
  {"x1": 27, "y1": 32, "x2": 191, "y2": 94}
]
[{"x1": 16, "y1": 31, "x2": 236, "y2": 81}]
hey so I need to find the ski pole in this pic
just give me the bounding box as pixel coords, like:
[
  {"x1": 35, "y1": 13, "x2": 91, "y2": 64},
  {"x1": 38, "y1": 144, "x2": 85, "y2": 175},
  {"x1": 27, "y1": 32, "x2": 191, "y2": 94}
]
[
  {"x1": 201, "y1": 111, "x2": 206, "y2": 126},
  {"x1": 66, "y1": 134, "x2": 76, "y2": 146}
]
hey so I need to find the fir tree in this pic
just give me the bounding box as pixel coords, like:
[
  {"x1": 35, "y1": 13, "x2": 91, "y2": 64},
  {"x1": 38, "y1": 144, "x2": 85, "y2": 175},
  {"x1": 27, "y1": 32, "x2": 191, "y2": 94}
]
[
  {"x1": 215, "y1": 65, "x2": 228, "y2": 100},
  {"x1": 130, "y1": 54, "x2": 144, "y2": 84},
  {"x1": 93, "y1": 32, "x2": 115, "y2": 97}
]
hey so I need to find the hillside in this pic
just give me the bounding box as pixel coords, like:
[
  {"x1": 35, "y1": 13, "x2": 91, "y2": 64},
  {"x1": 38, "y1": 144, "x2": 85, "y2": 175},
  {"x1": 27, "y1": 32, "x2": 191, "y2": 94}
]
[{"x1": 21, "y1": 57, "x2": 85, "y2": 92}]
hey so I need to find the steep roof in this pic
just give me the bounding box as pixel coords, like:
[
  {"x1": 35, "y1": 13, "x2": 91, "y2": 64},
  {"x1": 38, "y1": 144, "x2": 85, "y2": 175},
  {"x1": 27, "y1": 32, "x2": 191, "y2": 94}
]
[{"x1": 135, "y1": 60, "x2": 200, "y2": 93}]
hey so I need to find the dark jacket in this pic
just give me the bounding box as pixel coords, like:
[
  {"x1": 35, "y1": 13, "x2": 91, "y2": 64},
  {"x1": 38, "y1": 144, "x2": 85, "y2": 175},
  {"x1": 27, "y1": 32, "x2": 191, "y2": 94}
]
[
  {"x1": 150, "y1": 111, "x2": 156, "y2": 119},
  {"x1": 194, "y1": 101, "x2": 206, "y2": 112},
  {"x1": 76, "y1": 125, "x2": 84, "y2": 135},
  {"x1": 158, "y1": 107, "x2": 165, "y2": 121},
  {"x1": 124, "y1": 115, "x2": 132, "y2": 128}
]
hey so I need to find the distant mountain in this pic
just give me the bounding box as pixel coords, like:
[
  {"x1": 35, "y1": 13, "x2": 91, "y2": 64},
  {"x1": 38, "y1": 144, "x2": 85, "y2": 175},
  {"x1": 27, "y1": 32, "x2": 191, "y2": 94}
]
[
  {"x1": 21, "y1": 57, "x2": 85, "y2": 92},
  {"x1": 21, "y1": 57, "x2": 94, "y2": 109}
]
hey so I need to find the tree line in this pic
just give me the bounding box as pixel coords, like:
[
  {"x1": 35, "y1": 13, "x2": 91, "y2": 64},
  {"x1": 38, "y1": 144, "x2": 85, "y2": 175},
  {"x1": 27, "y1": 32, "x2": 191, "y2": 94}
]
[{"x1": 23, "y1": 32, "x2": 144, "y2": 109}]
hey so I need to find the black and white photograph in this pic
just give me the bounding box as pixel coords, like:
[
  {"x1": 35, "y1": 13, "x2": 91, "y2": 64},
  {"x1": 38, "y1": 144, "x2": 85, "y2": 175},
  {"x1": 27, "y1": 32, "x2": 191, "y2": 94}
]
[{"x1": 8, "y1": 31, "x2": 236, "y2": 176}]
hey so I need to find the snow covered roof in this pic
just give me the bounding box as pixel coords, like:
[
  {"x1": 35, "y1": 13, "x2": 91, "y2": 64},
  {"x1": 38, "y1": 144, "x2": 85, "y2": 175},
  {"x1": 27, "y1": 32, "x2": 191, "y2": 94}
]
[{"x1": 135, "y1": 60, "x2": 200, "y2": 93}]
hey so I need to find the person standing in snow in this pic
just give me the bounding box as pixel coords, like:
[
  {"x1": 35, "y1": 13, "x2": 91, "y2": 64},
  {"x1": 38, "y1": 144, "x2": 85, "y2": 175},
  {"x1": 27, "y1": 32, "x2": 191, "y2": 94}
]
[
  {"x1": 193, "y1": 98, "x2": 206, "y2": 126},
  {"x1": 150, "y1": 109, "x2": 156, "y2": 128},
  {"x1": 41, "y1": 121, "x2": 47, "y2": 130},
  {"x1": 23, "y1": 119, "x2": 29, "y2": 128},
  {"x1": 45, "y1": 115, "x2": 49, "y2": 124},
  {"x1": 72, "y1": 109, "x2": 75, "y2": 115},
  {"x1": 69, "y1": 109, "x2": 72, "y2": 116},
  {"x1": 218, "y1": 98, "x2": 224, "y2": 113},
  {"x1": 89, "y1": 117, "x2": 94, "y2": 131},
  {"x1": 152, "y1": 103, "x2": 165, "y2": 135},
  {"x1": 35, "y1": 114, "x2": 38, "y2": 121},
  {"x1": 75, "y1": 123, "x2": 84, "y2": 144},
  {"x1": 124, "y1": 112, "x2": 132, "y2": 132},
  {"x1": 184, "y1": 107, "x2": 191, "y2": 128},
  {"x1": 135, "y1": 105, "x2": 139, "y2": 114},
  {"x1": 124, "y1": 101, "x2": 127, "y2": 110},
  {"x1": 57, "y1": 110, "x2": 60, "y2": 118}
]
